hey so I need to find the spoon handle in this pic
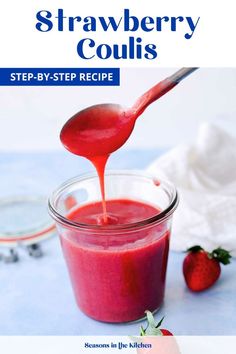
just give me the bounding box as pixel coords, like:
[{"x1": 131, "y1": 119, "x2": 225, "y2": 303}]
[
  {"x1": 132, "y1": 67, "x2": 199, "y2": 118},
  {"x1": 168, "y1": 67, "x2": 198, "y2": 83}
]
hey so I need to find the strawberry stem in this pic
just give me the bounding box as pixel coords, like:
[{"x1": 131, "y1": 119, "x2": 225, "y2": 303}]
[
  {"x1": 155, "y1": 316, "x2": 165, "y2": 329},
  {"x1": 140, "y1": 326, "x2": 146, "y2": 336},
  {"x1": 187, "y1": 246, "x2": 231, "y2": 265},
  {"x1": 139, "y1": 311, "x2": 163, "y2": 336},
  {"x1": 211, "y1": 247, "x2": 232, "y2": 265},
  {"x1": 187, "y1": 245, "x2": 203, "y2": 253}
]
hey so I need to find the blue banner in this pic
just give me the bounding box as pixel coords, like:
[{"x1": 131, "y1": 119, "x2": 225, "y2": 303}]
[{"x1": 0, "y1": 68, "x2": 120, "y2": 86}]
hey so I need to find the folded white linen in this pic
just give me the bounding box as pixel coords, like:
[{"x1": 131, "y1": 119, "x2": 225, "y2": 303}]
[{"x1": 147, "y1": 123, "x2": 236, "y2": 256}]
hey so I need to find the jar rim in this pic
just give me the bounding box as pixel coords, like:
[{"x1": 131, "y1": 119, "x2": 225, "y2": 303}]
[{"x1": 48, "y1": 170, "x2": 179, "y2": 232}]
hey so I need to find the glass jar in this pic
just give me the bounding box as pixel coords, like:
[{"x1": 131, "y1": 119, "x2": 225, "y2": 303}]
[{"x1": 48, "y1": 170, "x2": 178, "y2": 323}]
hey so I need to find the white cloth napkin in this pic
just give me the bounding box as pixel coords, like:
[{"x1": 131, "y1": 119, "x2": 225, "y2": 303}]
[{"x1": 147, "y1": 123, "x2": 236, "y2": 256}]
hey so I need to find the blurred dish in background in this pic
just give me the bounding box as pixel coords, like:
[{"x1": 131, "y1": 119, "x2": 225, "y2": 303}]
[{"x1": 0, "y1": 196, "x2": 55, "y2": 263}]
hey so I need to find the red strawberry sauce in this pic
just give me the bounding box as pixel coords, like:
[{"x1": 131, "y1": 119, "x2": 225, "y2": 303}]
[{"x1": 60, "y1": 199, "x2": 170, "y2": 322}]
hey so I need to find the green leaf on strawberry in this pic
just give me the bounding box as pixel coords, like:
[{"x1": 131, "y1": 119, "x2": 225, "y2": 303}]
[
  {"x1": 211, "y1": 247, "x2": 231, "y2": 265},
  {"x1": 187, "y1": 245, "x2": 203, "y2": 253},
  {"x1": 140, "y1": 311, "x2": 172, "y2": 336}
]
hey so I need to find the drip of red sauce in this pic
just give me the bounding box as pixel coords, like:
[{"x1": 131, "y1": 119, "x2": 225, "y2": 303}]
[
  {"x1": 60, "y1": 104, "x2": 136, "y2": 221},
  {"x1": 60, "y1": 78, "x2": 176, "y2": 222},
  {"x1": 88, "y1": 155, "x2": 109, "y2": 223}
]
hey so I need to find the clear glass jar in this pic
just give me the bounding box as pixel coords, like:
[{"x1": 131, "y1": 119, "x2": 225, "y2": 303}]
[{"x1": 48, "y1": 170, "x2": 178, "y2": 323}]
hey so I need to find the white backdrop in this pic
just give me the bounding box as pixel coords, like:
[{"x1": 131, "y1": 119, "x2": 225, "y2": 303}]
[{"x1": 0, "y1": 68, "x2": 235, "y2": 151}]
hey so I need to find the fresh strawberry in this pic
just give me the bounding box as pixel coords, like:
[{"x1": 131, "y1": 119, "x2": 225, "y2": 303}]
[
  {"x1": 159, "y1": 329, "x2": 173, "y2": 336},
  {"x1": 183, "y1": 246, "x2": 231, "y2": 292},
  {"x1": 136, "y1": 311, "x2": 179, "y2": 354},
  {"x1": 140, "y1": 311, "x2": 173, "y2": 336}
]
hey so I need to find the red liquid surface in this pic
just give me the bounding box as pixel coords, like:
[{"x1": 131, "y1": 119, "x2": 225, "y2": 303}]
[{"x1": 60, "y1": 199, "x2": 170, "y2": 323}]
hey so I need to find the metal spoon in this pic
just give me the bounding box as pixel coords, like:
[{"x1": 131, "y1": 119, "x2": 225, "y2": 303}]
[{"x1": 60, "y1": 67, "x2": 198, "y2": 158}]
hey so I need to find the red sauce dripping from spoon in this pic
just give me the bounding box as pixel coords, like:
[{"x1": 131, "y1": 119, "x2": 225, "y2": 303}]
[{"x1": 60, "y1": 68, "x2": 198, "y2": 223}]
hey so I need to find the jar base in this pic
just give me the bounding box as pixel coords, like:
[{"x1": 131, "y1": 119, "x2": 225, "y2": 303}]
[{"x1": 78, "y1": 302, "x2": 164, "y2": 325}]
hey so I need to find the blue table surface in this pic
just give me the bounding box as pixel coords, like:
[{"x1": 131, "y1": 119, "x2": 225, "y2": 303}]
[{"x1": 0, "y1": 149, "x2": 235, "y2": 335}]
